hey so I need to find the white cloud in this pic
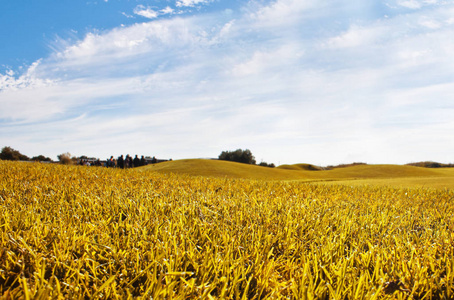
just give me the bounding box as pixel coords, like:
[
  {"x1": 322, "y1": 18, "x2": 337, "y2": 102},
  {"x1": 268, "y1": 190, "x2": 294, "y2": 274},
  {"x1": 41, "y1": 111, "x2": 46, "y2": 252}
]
[
  {"x1": 231, "y1": 44, "x2": 304, "y2": 76},
  {"x1": 324, "y1": 24, "x2": 387, "y2": 49},
  {"x1": 122, "y1": 12, "x2": 134, "y2": 19},
  {"x1": 395, "y1": 0, "x2": 446, "y2": 9},
  {"x1": 134, "y1": 5, "x2": 159, "y2": 19},
  {"x1": 176, "y1": 0, "x2": 212, "y2": 8},
  {"x1": 419, "y1": 18, "x2": 442, "y2": 29},
  {"x1": 44, "y1": 17, "x2": 212, "y2": 74},
  {"x1": 248, "y1": 0, "x2": 319, "y2": 28},
  {"x1": 133, "y1": 5, "x2": 175, "y2": 19},
  {"x1": 0, "y1": 76, "x2": 145, "y2": 123},
  {"x1": 161, "y1": 6, "x2": 175, "y2": 15},
  {"x1": 397, "y1": 0, "x2": 423, "y2": 9},
  {"x1": 0, "y1": 60, "x2": 54, "y2": 92}
]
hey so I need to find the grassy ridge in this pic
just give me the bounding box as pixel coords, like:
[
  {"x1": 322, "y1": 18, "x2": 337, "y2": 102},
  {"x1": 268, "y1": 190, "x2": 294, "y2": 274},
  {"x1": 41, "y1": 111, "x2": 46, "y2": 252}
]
[
  {"x1": 142, "y1": 159, "x2": 454, "y2": 189},
  {"x1": 1, "y1": 161, "x2": 454, "y2": 298}
]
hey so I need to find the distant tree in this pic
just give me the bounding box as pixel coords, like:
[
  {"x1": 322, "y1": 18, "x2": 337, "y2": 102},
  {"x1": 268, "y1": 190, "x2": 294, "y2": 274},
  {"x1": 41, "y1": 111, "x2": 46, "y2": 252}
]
[
  {"x1": 259, "y1": 162, "x2": 275, "y2": 168},
  {"x1": 57, "y1": 152, "x2": 73, "y2": 165},
  {"x1": 31, "y1": 155, "x2": 52, "y2": 162},
  {"x1": 0, "y1": 146, "x2": 29, "y2": 161},
  {"x1": 218, "y1": 149, "x2": 256, "y2": 165},
  {"x1": 406, "y1": 161, "x2": 454, "y2": 168}
]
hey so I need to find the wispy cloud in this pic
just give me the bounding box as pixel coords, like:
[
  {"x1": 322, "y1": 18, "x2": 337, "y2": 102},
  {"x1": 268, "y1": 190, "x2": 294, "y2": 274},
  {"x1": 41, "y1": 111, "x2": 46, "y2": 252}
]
[
  {"x1": 161, "y1": 6, "x2": 175, "y2": 15},
  {"x1": 1, "y1": 0, "x2": 454, "y2": 164},
  {"x1": 133, "y1": 5, "x2": 175, "y2": 19},
  {"x1": 133, "y1": 5, "x2": 159, "y2": 19},
  {"x1": 176, "y1": 0, "x2": 214, "y2": 8},
  {"x1": 0, "y1": 60, "x2": 54, "y2": 91},
  {"x1": 395, "y1": 0, "x2": 446, "y2": 9}
]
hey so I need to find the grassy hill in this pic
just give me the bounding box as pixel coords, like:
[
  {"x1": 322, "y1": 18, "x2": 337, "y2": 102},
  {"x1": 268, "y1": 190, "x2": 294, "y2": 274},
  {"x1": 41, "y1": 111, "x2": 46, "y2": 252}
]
[
  {"x1": 141, "y1": 159, "x2": 307, "y2": 181},
  {"x1": 141, "y1": 159, "x2": 454, "y2": 189}
]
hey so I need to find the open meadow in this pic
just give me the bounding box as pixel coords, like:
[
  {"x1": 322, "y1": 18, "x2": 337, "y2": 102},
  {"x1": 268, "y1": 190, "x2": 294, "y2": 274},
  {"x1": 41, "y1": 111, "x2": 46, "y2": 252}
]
[{"x1": 1, "y1": 160, "x2": 454, "y2": 299}]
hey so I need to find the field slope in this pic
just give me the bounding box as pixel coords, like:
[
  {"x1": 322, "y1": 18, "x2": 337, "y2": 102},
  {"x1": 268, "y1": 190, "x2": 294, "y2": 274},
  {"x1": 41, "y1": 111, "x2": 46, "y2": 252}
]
[{"x1": 142, "y1": 159, "x2": 454, "y2": 189}]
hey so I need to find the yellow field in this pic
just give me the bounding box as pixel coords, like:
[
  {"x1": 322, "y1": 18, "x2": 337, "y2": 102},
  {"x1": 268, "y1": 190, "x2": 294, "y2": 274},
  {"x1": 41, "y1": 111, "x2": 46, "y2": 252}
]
[{"x1": 1, "y1": 160, "x2": 454, "y2": 299}]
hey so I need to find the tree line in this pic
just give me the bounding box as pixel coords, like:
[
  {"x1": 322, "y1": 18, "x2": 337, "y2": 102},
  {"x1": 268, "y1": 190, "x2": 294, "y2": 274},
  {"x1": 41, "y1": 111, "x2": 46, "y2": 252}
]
[
  {"x1": 0, "y1": 146, "x2": 156, "y2": 167},
  {"x1": 1, "y1": 146, "x2": 275, "y2": 168},
  {"x1": 0, "y1": 146, "x2": 52, "y2": 162}
]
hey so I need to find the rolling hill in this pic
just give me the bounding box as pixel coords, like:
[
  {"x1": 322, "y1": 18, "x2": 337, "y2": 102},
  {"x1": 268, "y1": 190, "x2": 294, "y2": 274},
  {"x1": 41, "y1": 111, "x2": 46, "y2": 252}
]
[{"x1": 140, "y1": 159, "x2": 454, "y2": 189}]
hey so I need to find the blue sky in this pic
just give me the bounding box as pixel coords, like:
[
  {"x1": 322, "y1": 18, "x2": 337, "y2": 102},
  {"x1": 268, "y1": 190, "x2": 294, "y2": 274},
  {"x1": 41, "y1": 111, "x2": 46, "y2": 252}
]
[{"x1": 1, "y1": 0, "x2": 454, "y2": 165}]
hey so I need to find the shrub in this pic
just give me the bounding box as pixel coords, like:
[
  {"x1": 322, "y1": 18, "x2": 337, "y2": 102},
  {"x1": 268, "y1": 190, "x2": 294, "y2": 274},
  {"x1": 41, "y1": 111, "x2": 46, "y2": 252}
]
[{"x1": 57, "y1": 152, "x2": 73, "y2": 165}]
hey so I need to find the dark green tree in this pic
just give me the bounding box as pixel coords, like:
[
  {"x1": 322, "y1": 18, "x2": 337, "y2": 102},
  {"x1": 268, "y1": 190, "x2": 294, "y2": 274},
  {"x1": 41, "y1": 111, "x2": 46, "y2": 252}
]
[
  {"x1": 258, "y1": 162, "x2": 275, "y2": 168},
  {"x1": 218, "y1": 149, "x2": 256, "y2": 165},
  {"x1": 0, "y1": 146, "x2": 29, "y2": 161},
  {"x1": 31, "y1": 155, "x2": 52, "y2": 162}
]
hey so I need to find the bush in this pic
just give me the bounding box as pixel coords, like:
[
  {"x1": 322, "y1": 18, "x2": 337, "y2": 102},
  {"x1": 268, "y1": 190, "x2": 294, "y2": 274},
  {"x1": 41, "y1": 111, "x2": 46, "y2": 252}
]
[{"x1": 57, "y1": 152, "x2": 73, "y2": 165}]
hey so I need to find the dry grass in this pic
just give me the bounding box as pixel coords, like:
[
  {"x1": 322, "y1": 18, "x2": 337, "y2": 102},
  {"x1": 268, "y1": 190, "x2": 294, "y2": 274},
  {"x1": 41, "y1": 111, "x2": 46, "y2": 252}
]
[{"x1": 1, "y1": 160, "x2": 454, "y2": 299}]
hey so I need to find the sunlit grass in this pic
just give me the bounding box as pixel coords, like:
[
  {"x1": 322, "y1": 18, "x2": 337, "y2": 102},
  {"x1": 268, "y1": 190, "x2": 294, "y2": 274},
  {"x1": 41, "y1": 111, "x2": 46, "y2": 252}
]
[{"x1": 1, "y1": 161, "x2": 454, "y2": 298}]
